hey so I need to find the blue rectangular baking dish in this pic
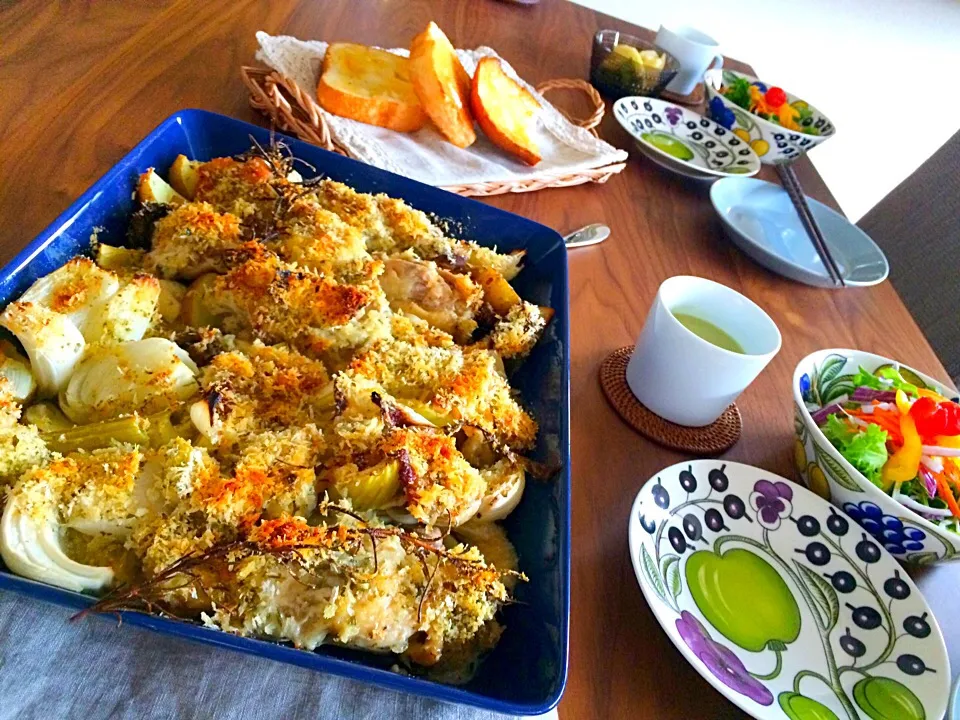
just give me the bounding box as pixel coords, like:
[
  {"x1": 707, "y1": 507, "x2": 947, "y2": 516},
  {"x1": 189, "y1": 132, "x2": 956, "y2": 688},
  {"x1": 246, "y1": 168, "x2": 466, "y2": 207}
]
[{"x1": 0, "y1": 110, "x2": 570, "y2": 715}]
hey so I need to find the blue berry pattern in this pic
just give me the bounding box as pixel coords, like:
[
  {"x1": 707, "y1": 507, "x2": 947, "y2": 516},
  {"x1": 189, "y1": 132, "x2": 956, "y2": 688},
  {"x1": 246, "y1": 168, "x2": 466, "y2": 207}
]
[{"x1": 844, "y1": 501, "x2": 926, "y2": 556}]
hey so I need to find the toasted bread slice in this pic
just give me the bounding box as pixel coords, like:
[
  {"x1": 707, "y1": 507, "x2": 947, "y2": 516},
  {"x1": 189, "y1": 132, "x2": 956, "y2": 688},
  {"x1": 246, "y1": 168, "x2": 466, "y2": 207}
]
[
  {"x1": 470, "y1": 57, "x2": 541, "y2": 165},
  {"x1": 409, "y1": 22, "x2": 476, "y2": 148},
  {"x1": 317, "y1": 43, "x2": 427, "y2": 132}
]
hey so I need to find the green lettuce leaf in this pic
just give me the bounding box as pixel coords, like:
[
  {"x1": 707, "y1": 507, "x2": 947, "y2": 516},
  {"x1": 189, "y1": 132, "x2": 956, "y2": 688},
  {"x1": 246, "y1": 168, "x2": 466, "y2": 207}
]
[
  {"x1": 724, "y1": 77, "x2": 752, "y2": 109},
  {"x1": 822, "y1": 415, "x2": 889, "y2": 486},
  {"x1": 850, "y1": 365, "x2": 918, "y2": 396},
  {"x1": 851, "y1": 366, "x2": 884, "y2": 390},
  {"x1": 875, "y1": 367, "x2": 918, "y2": 396}
]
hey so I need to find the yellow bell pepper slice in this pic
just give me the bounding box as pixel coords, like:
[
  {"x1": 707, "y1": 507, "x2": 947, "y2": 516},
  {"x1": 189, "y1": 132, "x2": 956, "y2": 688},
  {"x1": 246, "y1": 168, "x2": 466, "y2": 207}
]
[
  {"x1": 778, "y1": 103, "x2": 801, "y2": 131},
  {"x1": 882, "y1": 409, "x2": 922, "y2": 489},
  {"x1": 918, "y1": 387, "x2": 949, "y2": 403},
  {"x1": 748, "y1": 85, "x2": 768, "y2": 114},
  {"x1": 895, "y1": 389, "x2": 912, "y2": 415}
]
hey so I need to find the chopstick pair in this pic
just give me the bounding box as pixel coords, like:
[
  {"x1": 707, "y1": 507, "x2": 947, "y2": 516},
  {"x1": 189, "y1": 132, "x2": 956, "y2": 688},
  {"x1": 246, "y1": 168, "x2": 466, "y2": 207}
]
[{"x1": 775, "y1": 163, "x2": 845, "y2": 288}]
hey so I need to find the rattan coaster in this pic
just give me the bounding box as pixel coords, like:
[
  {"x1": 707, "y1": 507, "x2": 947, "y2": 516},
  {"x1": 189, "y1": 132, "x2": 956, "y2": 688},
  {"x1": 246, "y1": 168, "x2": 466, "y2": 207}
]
[
  {"x1": 599, "y1": 347, "x2": 741, "y2": 455},
  {"x1": 661, "y1": 83, "x2": 705, "y2": 106}
]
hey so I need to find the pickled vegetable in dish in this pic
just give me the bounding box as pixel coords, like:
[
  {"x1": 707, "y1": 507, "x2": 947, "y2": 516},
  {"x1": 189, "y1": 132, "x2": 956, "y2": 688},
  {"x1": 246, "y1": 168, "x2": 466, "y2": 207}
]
[
  {"x1": 0, "y1": 141, "x2": 554, "y2": 680},
  {"x1": 593, "y1": 43, "x2": 668, "y2": 97}
]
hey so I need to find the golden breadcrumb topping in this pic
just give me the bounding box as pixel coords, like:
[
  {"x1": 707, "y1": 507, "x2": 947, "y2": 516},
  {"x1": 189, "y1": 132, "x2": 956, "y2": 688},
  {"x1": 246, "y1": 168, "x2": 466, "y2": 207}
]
[
  {"x1": 212, "y1": 254, "x2": 391, "y2": 362},
  {"x1": 271, "y1": 195, "x2": 370, "y2": 275},
  {"x1": 208, "y1": 514, "x2": 506, "y2": 662},
  {"x1": 438, "y1": 349, "x2": 538, "y2": 450},
  {"x1": 22, "y1": 258, "x2": 118, "y2": 318},
  {"x1": 382, "y1": 428, "x2": 486, "y2": 526},
  {"x1": 344, "y1": 339, "x2": 536, "y2": 450},
  {"x1": 145, "y1": 202, "x2": 244, "y2": 279},
  {"x1": 488, "y1": 301, "x2": 548, "y2": 359},
  {"x1": 193, "y1": 156, "x2": 281, "y2": 231},
  {"x1": 14, "y1": 447, "x2": 142, "y2": 526},
  {"x1": 197, "y1": 342, "x2": 332, "y2": 450}
]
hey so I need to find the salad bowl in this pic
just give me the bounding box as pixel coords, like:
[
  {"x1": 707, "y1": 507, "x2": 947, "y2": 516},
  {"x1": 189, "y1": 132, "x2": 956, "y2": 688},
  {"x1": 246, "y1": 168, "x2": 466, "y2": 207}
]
[
  {"x1": 705, "y1": 69, "x2": 835, "y2": 165},
  {"x1": 630, "y1": 460, "x2": 950, "y2": 720},
  {"x1": 793, "y1": 349, "x2": 960, "y2": 564}
]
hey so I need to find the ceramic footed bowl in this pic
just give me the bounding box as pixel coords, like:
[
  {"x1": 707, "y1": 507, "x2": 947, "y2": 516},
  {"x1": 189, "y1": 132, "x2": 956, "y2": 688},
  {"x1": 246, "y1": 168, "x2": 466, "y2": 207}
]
[
  {"x1": 704, "y1": 68, "x2": 834, "y2": 165},
  {"x1": 629, "y1": 460, "x2": 949, "y2": 720},
  {"x1": 793, "y1": 349, "x2": 960, "y2": 564}
]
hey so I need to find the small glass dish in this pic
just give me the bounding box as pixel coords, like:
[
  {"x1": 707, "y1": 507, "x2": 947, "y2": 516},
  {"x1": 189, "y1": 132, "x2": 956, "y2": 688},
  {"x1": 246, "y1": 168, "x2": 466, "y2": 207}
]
[{"x1": 590, "y1": 30, "x2": 680, "y2": 100}]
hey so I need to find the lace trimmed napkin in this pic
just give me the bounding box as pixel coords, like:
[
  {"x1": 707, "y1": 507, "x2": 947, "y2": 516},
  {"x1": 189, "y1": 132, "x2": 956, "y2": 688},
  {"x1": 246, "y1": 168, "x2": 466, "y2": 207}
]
[{"x1": 255, "y1": 32, "x2": 627, "y2": 188}]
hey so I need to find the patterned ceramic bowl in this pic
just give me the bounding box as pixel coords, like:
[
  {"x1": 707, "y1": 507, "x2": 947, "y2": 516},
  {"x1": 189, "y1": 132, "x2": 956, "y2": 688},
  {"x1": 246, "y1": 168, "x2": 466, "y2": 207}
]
[
  {"x1": 793, "y1": 349, "x2": 960, "y2": 564},
  {"x1": 704, "y1": 69, "x2": 835, "y2": 165},
  {"x1": 613, "y1": 97, "x2": 761, "y2": 179},
  {"x1": 629, "y1": 460, "x2": 950, "y2": 720}
]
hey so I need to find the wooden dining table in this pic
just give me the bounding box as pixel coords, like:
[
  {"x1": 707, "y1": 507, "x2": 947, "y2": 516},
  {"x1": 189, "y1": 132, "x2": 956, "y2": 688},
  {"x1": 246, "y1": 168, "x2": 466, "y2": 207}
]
[{"x1": 2, "y1": 0, "x2": 957, "y2": 717}]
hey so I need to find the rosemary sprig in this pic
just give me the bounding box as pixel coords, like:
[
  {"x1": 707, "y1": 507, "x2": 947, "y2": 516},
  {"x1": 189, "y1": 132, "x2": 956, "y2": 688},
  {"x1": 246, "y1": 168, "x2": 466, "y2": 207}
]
[{"x1": 72, "y1": 505, "x2": 518, "y2": 625}]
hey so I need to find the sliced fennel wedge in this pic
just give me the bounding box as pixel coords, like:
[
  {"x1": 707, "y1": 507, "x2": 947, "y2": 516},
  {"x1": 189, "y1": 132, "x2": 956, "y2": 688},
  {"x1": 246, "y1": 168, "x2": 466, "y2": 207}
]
[
  {"x1": 82, "y1": 275, "x2": 161, "y2": 344},
  {"x1": 0, "y1": 496, "x2": 113, "y2": 593},
  {"x1": 17, "y1": 258, "x2": 119, "y2": 331},
  {"x1": 475, "y1": 461, "x2": 526, "y2": 522},
  {"x1": 0, "y1": 303, "x2": 85, "y2": 396},
  {"x1": 0, "y1": 342, "x2": 37, "y2": 402},
  {"x1": 60, "y1": 338, "x2": 199, "y2": 424}
]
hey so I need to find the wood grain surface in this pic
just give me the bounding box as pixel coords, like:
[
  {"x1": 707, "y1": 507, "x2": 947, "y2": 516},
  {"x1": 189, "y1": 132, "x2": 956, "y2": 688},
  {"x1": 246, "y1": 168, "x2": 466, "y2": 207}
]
[{"x1": 1, "y1": 1, "x2": 956, "y2": 718}]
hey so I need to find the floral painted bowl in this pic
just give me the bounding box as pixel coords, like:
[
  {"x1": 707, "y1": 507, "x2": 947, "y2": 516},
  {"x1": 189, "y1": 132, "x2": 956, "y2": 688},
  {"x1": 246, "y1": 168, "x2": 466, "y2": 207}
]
[
  {"x1": 793, "y1": 349, "x2": 960, "y2": 564},
  {"x1": 613, "y1": 97, "x2": 761, "y2": 179},
  {"x1": 704, "y1": 69, "x2": 835, "y2": 165},
  {"x1": 630, "y1": 460, "x2": 950, "y2": 720}
]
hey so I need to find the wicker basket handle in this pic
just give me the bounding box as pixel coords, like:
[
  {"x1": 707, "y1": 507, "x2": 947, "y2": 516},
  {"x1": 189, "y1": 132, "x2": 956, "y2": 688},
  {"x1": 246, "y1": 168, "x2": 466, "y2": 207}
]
[
  {"x1": 535, "y1": 78, "x2": 605, "y2": 133},
  {"x1": 241, "y1": 66, "x2": 342, "y2": 153}
]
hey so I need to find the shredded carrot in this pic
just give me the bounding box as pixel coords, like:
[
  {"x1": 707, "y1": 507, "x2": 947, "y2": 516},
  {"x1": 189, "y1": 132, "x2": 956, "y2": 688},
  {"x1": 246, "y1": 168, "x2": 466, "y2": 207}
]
[
  {"x1": 944, "y1": 463, "x2": 960, "y2": 490},
  {"x1": 933, "y1": 471, "x2": 960, "y2": 518},
  {"x1": 848, "y1": 410, "x2": 903, "y2": 443},
  {"x1": 870, "y1": 407, "x2": 907, "y2": 430}
]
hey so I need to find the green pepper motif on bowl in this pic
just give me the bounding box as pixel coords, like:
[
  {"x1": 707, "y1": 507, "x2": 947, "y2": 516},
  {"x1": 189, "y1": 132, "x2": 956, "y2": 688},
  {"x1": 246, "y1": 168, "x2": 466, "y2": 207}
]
[
  {"x1": 778, "y1": 691, "x2": 841, "y2": 720},
  {"x1": 686, "y1": 547, "x2": 801, "y2": 653}
]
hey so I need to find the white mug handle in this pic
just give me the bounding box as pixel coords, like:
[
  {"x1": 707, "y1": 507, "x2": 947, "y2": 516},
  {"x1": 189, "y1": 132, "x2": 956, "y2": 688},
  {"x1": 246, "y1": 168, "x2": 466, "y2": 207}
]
[{"x1": 711, "y1": 54, "x2": 724, "y2": 71}]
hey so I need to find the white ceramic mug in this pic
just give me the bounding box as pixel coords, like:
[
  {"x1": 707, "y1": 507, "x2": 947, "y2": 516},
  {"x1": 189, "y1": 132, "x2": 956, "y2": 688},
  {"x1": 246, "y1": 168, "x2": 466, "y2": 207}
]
[
  {"x1": 625, "y1": 276, "x2": 781, "y2": 426},
  {"x1": 655, "y1": 25, "x2": 723, "y2": 96}
]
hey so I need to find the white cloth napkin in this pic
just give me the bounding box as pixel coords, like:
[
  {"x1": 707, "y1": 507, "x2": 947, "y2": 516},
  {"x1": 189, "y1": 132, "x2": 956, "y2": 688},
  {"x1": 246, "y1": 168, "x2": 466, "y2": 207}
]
[
  {"x1": 255, "y1": 32, "x2": 626, "y2": 188},
  {"x1": 0, "y1": 591, "x2": 558, "y2": 720}
]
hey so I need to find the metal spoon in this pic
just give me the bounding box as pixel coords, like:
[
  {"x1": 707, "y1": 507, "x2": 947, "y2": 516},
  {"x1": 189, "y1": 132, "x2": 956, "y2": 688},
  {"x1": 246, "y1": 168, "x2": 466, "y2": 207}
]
[{"x1": 564, "y1": 223, "x2": 610, "y2": 249}]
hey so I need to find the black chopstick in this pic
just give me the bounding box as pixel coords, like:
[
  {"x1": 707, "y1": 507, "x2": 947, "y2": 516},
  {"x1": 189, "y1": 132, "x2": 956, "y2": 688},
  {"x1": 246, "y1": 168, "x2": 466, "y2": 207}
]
[{"x1": 776, "y1": 163, "x2": 845, "y2": 287}]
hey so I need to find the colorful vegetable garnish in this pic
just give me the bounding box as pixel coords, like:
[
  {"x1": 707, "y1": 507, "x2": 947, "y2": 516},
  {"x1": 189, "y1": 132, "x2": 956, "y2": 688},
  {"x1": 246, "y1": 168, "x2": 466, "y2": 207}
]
[
  {"x1": 718, "y1": 78, "x2": 820, "y2": 135},
  {"x1": 764, "y1": 87, "x2": 787, "y2": 108},
  {"x1": 880, "y1": 407, "x2": 921, "y2": 489},
  {"x1": 822, "y1": 415, "x2": 888, "y2": 486},
  {"x1": 723, "y1": 76, "x2": 752, "y2": 110},
  {"x1": 910, "y1": 396, "x2": 960, "y2": 437},
  {"x1": 808, "y1": 364, "x2": 960, "y2": 531}
]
